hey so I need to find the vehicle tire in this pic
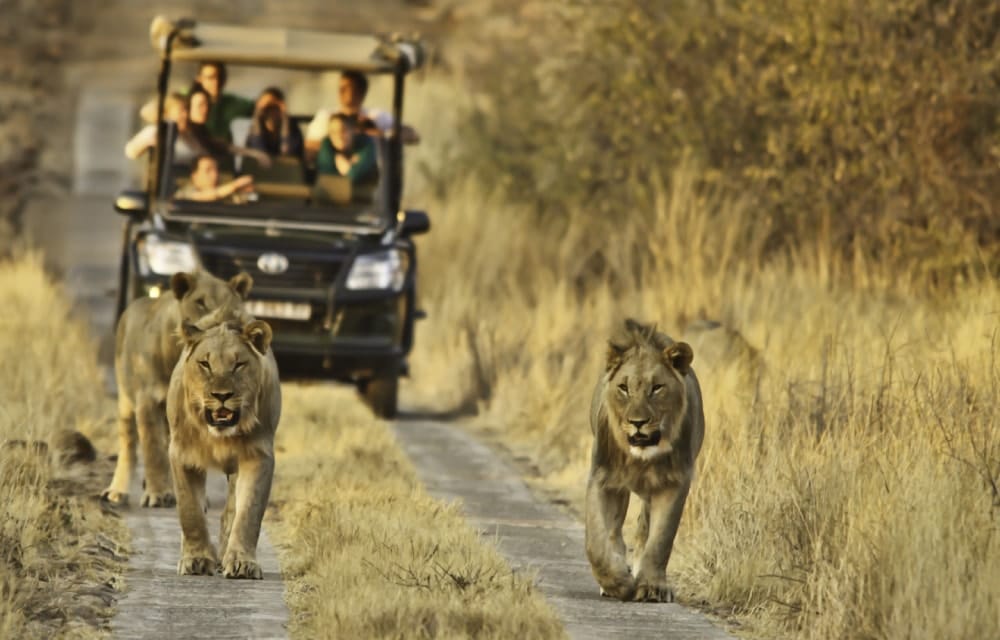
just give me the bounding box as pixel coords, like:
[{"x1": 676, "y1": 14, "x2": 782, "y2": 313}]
[
  {"x1": 362, "y1": 376, "x2": 398, "y2": 419},
  {"x1": 115, "y1": 247, "x2": 134, "y2": 319}
]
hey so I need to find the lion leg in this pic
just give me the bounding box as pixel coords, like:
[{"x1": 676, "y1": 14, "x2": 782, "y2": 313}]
[
  {"x1": 632, "y1": 482, "x2": 689, "y2": 603},
  {"x1": 632, "y1": 497, "x2": 650, "y2": 573},
  {"x1": 102, "y1": 398, "x2": 137, "y2": 505},
  {"x1": 221, "y1": 455, "x2": 274, "y2": 580},
  {"x1": 172, "y1": 460, "x2": 217, "y2": 576},
  {"x1": 218, "y1": 473, "x2": 237, "y2": 561},
  {"x1": 135, "y1": 394, "x2": 175, "y2": 508},
  {"x1": 585, "y1": 472, "x2": 635, "y2": 600}
]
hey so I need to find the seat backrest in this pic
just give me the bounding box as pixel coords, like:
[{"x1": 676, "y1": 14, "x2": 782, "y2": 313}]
[
  {"x1": 241, "y1": 155, "x2": 305, "y2": 184},
  {"x1": 312, "y1": 174, "x2": 353, "y2": 205}
]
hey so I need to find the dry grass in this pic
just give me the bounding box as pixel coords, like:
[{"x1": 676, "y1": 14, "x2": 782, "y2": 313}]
[
  {"x1": 0, "y1": 253, "x2": 126, "y2": 639},
  {"x1": 268, "y1": 384, "x2": 565, "y2": 639},
  {"x1": 403, "y1": 85, "x2": 1000, "y2": 638}
]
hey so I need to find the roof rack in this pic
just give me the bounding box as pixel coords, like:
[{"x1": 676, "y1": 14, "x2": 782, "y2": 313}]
[{"x1": 149, "y1": 16, "x2": 425, "y2": 73}]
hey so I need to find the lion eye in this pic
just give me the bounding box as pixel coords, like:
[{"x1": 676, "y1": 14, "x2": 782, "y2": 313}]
[
  {"x1": 196, "y1": 297, "x2": 208, "y2": 309},
  {"x1": 650, "y1": 384, "x2": 664, "y2": 395},
  {"x1": 617, "y1": 383, "x2": 628, "y2": 395},
  {"x1": 233, "y1": 361, "x2": 246, "y2": 372},
  {"x1": 198, "y1": 359, "x2": 211, "y2": 373}
]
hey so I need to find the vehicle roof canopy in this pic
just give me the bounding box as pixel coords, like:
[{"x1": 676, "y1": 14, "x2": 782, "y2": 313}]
[{"x1": 150, "y1": 16, "x2": 424, "y2": 73}]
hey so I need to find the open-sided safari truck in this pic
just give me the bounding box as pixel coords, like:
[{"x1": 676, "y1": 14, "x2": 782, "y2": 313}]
[{"x1": 113, "y1": 17, "x2": 430, "y2": 418}]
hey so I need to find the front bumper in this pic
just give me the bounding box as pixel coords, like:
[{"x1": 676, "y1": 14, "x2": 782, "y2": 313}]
[{"x1": 134, "y1": 278, "x2": 411, "y2": 380}]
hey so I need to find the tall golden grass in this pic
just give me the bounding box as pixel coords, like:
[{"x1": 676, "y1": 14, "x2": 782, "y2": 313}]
[
  {"x1": 0, "y1": 253, "x2": 124, "y2": 639},
  {"x1": 269, "y1": 385, "x2": 565, "y2": 639},
  {"x1": 404, "y1": 85, "x2": 1000, "y2": 636}
]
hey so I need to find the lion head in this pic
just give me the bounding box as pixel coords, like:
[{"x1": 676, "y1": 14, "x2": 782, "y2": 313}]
[
  {"x1": 178, "y1": 320, "x2": 273, "y2": 438},
  {"x1": 170, "y1": 270, "x2": 253, "y2": 327},
  {"x1": 604, "y1": 319, "x2": 694, "y2": 460}
]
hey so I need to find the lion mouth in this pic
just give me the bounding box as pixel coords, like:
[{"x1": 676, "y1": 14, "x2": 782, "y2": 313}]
[
  {"x1": 205, "y1": 407, "x2": 240, "y2": 429},
  {"x1": 627, "y1": 431, "x2": 662, "y2": 448}
]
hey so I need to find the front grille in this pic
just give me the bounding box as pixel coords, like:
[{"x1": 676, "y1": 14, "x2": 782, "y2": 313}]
[{"x1": 197, "y1": 244, "x2": 345, "y2": 289}]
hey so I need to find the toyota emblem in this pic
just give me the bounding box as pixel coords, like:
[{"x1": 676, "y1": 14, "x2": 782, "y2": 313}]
[{"x1": 257, "y1": 252, "x2": 289, "y2": 274}]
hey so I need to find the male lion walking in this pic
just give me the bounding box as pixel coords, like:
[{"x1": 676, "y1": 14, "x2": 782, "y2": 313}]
[{"x1": 585, "y1": 318, "x2": 704, "y2": 602}]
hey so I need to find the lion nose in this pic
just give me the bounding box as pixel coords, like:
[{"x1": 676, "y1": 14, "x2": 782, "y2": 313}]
[
  {"x1": 211, "y1": 391, "x2": 234, "y2": 403},
  {"x1": 628, "y1": 417, "x2": 650, "y2": 429}
]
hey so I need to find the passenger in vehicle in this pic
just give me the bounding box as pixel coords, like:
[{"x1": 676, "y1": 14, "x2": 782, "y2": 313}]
[
  {"x1": 187, "y1": 83, "x2": 271, "y2": 168},
  {"x1": 195, "y1": 61, "x2": 255, "y2": 142},
  {"x1": 315, "y1": 113, "x2": 377, "y2": 184},
  {"x1": 245, "y1": 87, "x2": 304, "y2": 158},
  {"x1": 124, "y1": 92, "x2": 219, "y2": 163},
  {"x1": 174, "y1": 154, "x2": 256, "y2": 203},
  {"x1": 304, "y1": 71, "x2": 419, "y2": 159}
]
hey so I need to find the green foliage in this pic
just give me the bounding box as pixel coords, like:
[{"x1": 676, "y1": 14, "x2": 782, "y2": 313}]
[{"x1": 455, "y1": 0, "x2": 1000, "y2": 279}]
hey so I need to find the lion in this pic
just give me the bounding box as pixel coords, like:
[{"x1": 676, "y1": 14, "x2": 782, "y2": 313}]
[
  {"x1": 101, "y1": 270, "x2": 252, "y2": 507},
  {"x1": 167, "y1": 318, "x2": 280, "y2": 579},
  {"x1": 584, "y1": 318, "x2": 705, "y2": 602}
]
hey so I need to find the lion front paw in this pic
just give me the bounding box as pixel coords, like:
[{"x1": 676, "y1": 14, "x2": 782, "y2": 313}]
[
  {"x1": 597, "y1": 575, "x2": 636, "y2": 601},
  {"x1": 633, "y1": 578, "x2": 675, "y2": 603},
  {"x1": 100, "y1": 488, "x2": 129, "y2": 506},
  {"x1": 178, "y1": 553, "x2": 218, "y2": 576},
  {"x1": 221, "y1": 550, "x2": 262, "y2": 580},
  {"x1": 140, "y1": 490, "x2": 176, "y2": 508}
]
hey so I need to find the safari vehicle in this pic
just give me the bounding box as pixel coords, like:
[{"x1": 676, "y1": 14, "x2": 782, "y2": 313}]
[{"x1": 113, "y1": 17, "x2": 430, "y2": 418}]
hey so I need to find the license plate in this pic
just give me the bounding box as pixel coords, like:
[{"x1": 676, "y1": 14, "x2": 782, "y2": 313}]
[{"x1": 244, "y1": 300, "x2": 312, "y2": 321}]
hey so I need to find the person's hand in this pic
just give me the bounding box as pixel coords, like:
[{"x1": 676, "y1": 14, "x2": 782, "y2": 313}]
[
  {"x1": 251, "y1": 150, "x2": 273, "y2": 168},
  {"x1": 401, "y1": 125, "x2": 421, "y2": 145},
  {"x1": 233, "y1": 175, "x2": 255, "y2": 193},
  {"x1": 255, "y1": 94, "x2": 277, "y2": 113},
  {"x1": 334, "y1": 154, "x2": 354, "y2": 176}
]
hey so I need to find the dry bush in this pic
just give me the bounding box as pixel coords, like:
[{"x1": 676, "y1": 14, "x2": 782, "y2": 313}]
[
  {"x1": 269, "y1": 385, "x2": 565, "y2": 639},
  {"x1": 447, "y1": 0, "x2": 1000, "y2": 281},
  {"x1": 0, "y1": 253, "x2": 124, "y2": 639}
]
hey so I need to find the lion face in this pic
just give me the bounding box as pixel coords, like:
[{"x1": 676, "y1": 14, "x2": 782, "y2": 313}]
[
  {"x1": 170, "y1": 271, "x2": 253, "y2": 327},
  {"x1": 605, "y1": 323, "x2": 693, "y2": 460},
  {"x1": 180, "y1": 320, "x2": 273, "y2": 438}
]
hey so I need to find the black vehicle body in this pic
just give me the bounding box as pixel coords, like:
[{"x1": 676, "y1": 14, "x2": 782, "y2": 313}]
[{"x1": 113, "y1": 17, "x2": 429, "y2": 417}]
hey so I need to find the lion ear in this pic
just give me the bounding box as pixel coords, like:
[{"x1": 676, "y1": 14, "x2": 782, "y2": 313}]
[
  {"x1": 171, "y1": 271, "x2": 195, "y2": 300},
  {"x1": 228, "y1": 272, "x2": 253, "y2": 300},
  {"x1": 244, "y1": 320, "x2": 272, "y2": 355},
  {"x1": 180, "y1": 320, "x2": 204, "y2": 345},
  {"x1": 606, "y1": 341, "x2": 627, "y2": 372},
  {"x1": 664, "y1": 342, "x2": 693, "y2": 375}
]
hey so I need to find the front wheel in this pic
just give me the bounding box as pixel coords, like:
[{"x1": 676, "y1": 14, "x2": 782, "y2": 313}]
[{"x1": 361, "y1": 376, "x2": 398, "y2": 419}]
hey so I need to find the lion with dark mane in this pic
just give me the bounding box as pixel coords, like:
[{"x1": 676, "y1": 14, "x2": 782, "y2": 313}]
[{"x1": 585, "y1": 318, "x2": 705, "y2": 602}]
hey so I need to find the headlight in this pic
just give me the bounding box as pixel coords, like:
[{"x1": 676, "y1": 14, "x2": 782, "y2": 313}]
[
  {"x1": 137, "y1": 235, "x2": 199, "y2": 276},
  {"x1": 345, "y1": 250, "x2": 407, "y2": 291}
]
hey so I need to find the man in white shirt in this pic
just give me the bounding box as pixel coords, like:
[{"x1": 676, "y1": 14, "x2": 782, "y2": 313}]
[{"x1": 303, "y1": 71, "x2": 419, "y2": 160}]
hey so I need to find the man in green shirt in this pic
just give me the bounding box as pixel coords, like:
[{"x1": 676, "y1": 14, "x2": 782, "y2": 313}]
[{"x1": 196, "y1": 61, "x2": 255, "y2": 142}]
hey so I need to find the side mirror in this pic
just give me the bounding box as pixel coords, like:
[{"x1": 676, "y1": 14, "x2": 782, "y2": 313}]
[
  {"x1": 114, "y1": 190, "x2": 149, "y2": 219},
  {"x1": 399, "y1": 209, "x2": 430, "y2": 236}
]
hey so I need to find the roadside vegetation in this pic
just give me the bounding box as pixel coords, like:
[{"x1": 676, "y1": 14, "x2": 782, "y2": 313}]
[
  {"x1": 404, "y1": 1, "x2": 1000, "y2": 638},
  {"x1": 268, "y1": 385, "x2": 565, "y2": 639},
  {"x1": 0, "y1": 253, "x2": 125, "y2": 639}
]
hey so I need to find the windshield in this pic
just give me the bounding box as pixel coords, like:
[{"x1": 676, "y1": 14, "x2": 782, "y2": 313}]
[{"x1": 150, "y1": 63, "x2": 401, "y2": 221}]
